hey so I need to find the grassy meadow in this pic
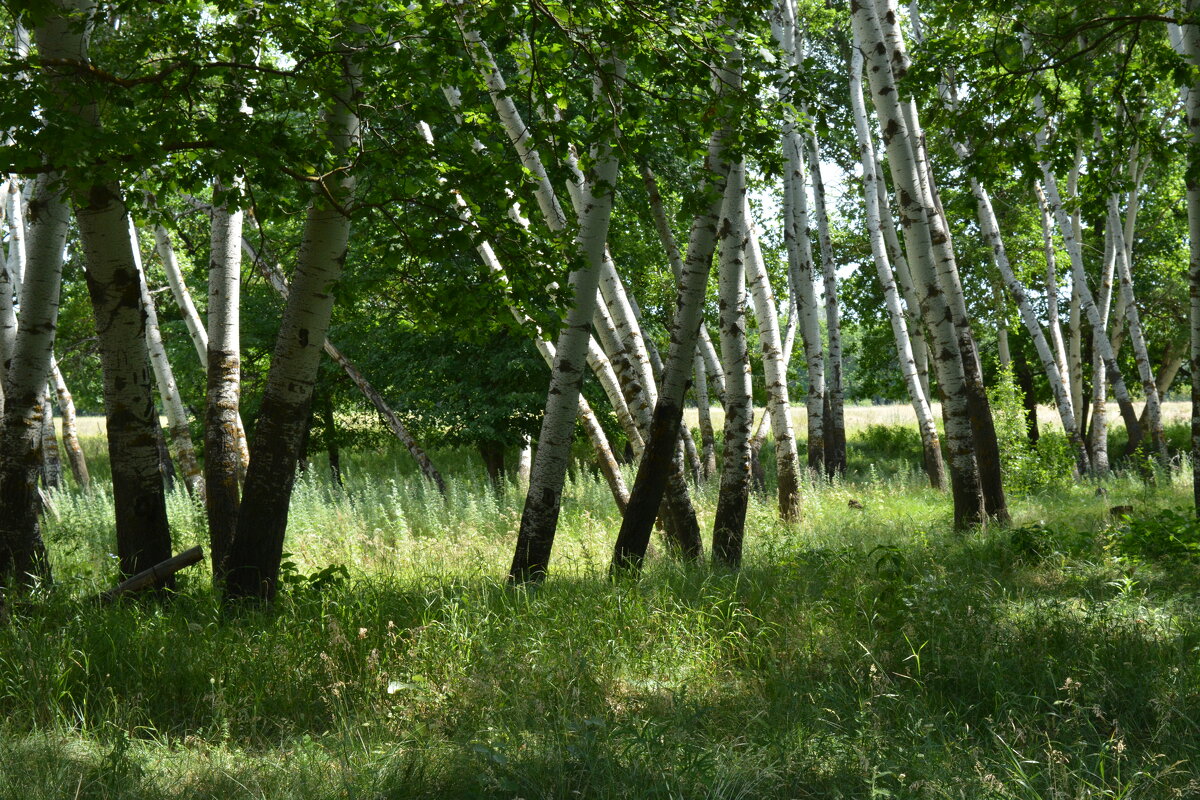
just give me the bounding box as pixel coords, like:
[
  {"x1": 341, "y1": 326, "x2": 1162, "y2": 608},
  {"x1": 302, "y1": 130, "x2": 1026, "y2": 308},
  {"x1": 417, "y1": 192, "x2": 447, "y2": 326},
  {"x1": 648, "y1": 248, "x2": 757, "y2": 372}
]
[{"x1": 2, "y1": 406, "x2": 1200, "y2": 798}]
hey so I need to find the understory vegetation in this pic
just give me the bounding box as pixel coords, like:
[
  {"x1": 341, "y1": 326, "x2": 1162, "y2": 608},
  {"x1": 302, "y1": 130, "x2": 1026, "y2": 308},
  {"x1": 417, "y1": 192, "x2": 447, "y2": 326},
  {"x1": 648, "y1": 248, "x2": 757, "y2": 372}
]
[{"x1": 1, "y1": 418, "x2": 1199, "y2": 799}]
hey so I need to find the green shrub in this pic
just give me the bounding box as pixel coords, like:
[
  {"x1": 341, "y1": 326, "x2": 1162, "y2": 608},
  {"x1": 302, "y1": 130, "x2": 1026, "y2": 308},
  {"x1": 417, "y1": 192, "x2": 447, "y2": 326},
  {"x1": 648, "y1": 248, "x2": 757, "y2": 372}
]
[
  {"x1": 1114, "y1": 507, "x2": 1200, "y2": 561},
  {"x1": 987, "y1": 366, "x2": 1075, "y2": 495}
]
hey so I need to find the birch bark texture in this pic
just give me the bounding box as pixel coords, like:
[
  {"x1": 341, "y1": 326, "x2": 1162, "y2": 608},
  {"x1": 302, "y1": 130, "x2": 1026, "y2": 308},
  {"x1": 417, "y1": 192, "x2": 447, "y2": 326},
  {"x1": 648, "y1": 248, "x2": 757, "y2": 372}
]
[
  {"x1": 206, "y1": 191, "x2": 244, "y2": 577},
  {"x1": 847, "y1": 46, "x2": 945, "y2": 489},
  {"x1": 1176, "y1": 4, "x2": 1200, "y2": 512},
  {"x1": 712, "y1": 159, "x2": 754, "y2": 568},
  {"x1": 851, "y1": 0, "x2": 984, "y2": 529},
  {"x1": 223, "y1": 34, "x2": 363, "y2": 601}
]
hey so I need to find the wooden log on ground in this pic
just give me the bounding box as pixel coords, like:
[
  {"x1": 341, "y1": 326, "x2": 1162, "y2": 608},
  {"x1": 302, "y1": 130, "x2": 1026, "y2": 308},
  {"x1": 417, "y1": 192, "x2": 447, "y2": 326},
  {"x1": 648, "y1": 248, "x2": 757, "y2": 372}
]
[{"x1": 96, "y1": 546, "x2": 204, "y2": 603}]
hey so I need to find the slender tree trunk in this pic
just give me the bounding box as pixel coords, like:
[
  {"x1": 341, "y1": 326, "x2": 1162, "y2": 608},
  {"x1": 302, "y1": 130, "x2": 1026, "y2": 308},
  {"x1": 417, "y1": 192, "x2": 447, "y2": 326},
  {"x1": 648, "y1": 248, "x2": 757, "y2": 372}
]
[
  {"x1": 39, "y1": 390, "x2": 61, "y2": 490},
  {"x1": 1089, "y1": 222, "x2": 1118, "y2": 470},
  {"x1": 1028, "y1": 98, "x2": 1143, "y2": 458},
  {"x1": 848, "y1": 46, "x2": 944, "y2": 488},
  {"x1": 131, "y1": 220, "x2": 204, "y2": 500},
  {"x1": 994, "y1": 283, "x2": 1011, "y2": 371},
  {"x1": 770, "y1": 0, "x2": 825, "y2": 475},
  {"x1": 712, "y1": 159, "x2": 754, "y2": 568},
  {"x1": 155, "y1": 222, "x2": 251, "y2": 474},
  {"x1": 807, "y1": 133, "x2": 846, "y2": 475},
  {"x1": 223, "y1": 39, "x2": 362, "y2": 601},
  {"x1": 611, "y1": 126, "x2": 732, "y2": 572},
  {"x1": 1035, "y1": 182, "x2": 1071, "y2": 394},
  {"x1": 743, "y1": 197, "x2": 801, "y2": 518},
  {"x1": 49, "y1": 357, "x2": 88, "y2": 488},
  {"x1": 0, "y1": 181, "x2": 24, "y2": 383},
  {"x1": 877, "y1": 0, "x2": 1007, "y2": 522},
  {"x1": 504, "y1": 55, "x2": 625, "y2": 581},
  {"x1": 1176, "y1": 5, "x2": 1200, "y2": 512},
  {"x1": 1110, "y1": 196, "x2": 1168, "y2": 462},
  {"x1": 205, "y1": 193, "x2": 244, "y2": 578},
  {"x1": 693, "y1": 352, "x2": 718, "y2": 480},
  {"x1": 640, "y1": 165, "x2": 726, "y2": 405},
  {"x1": 852, "y1": 0, "x2": 984, "y2": 529},
  {"x1": 966, "y1": 176, "x2": 1088, "y2": 473}
]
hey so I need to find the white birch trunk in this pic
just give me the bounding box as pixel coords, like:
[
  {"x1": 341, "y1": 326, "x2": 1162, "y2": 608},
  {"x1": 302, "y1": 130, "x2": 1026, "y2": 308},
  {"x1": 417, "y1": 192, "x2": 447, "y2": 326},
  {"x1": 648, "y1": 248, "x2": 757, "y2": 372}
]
[
  {"x1": 713, "y1": 158, "x2": 753, "y2": 567},
  {"x1": 224, "y1": 32, "x2": 363, "y2": 600},
  {"x1": 1034, "y1": 181, "x2": 1071, "y2": 397},
  {"x1": 848, "y1": 45, "x2": 945, "y2": 488},
  {"x1": 770, "y1": 0, "x2": 824, "y2": 474},
  {"x1": 1109, "y1": 196, "x2": 1168, "y2": 461},
  {"x1": 49, "y1": 357, "x2": 87, "y2": 488},
  {"x1": 130, "y1": 219, "x2": 205, "y2": 501},
  {"x1": 807, "y1": 132, "x2": 846, "y2": 474},
  {"x1": 1177, "y1": 4, "x2": 1200, "y2": 510},
  {"x1": 1024, "y1": 57, "x2": 1143, "y2": 452},
  {"x1": 852, "y1": 0, "x2": 984, "y2": 529},
  {"x1": 743, "y1": 196, "x2": 801, "y2": 518}
]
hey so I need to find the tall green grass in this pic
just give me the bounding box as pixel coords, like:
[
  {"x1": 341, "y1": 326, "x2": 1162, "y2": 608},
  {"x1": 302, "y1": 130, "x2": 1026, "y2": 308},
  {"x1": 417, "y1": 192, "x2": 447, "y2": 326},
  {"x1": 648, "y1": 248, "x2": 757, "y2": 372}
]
[{"x1": 1, "y1": 424, "x2": 1198, "y2": 798}]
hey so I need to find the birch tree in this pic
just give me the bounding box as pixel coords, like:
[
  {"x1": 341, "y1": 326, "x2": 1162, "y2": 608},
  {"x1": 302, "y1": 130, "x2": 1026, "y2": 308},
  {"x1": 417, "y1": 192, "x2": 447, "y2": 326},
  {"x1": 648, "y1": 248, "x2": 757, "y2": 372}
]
[{"x1": 223, "y1": 26, "x2": 364, "y2": 601}]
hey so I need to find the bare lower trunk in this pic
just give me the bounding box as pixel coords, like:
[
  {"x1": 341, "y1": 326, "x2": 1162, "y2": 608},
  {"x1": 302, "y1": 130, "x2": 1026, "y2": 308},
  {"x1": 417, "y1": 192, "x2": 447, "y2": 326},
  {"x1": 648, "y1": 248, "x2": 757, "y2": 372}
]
[
  {"x1": 205, "y1": 197, "x2": 243, "y2": 577},
  {"x1": 1179, "y1": 6, "x2": 1200, "y2": 512},
  {"x1": 693, "y1": 352, "x2": 718, "y2": 480},
  {"x1": 852, "y1": 0, "x2": 983, "y2": 529},
  {"x1": 131, "y1": 220, "x2": 204, "y2": 500},
  {"x1": 743, "y1": 197, "x2": 801, "y2": 518},
  {"x1": 1110, "y1": 196, "x2": 1167, "y2": 462},
  {"x1": 1035, "y1": 182, "x2": 1071, "y2": 392},
  {"x1": 807, "y1": 133, "x2": 846, "y2": 475},
  {"x1": 49, "y1": 357, "x2": 87, "y2": 488},
  {"x1": 848, "y1": 45, "x2": 944, "y2": 488},
  {"x1": 76, "y1": 186, "x2": 173, "y2": 578},
  {"x1": 39, "y1": 390, "x2": 61, "y2": 490},
  {"x1": 712, "y1": 159, "x2": 754, "y2": 567},
  {"x1": 612, "y1": 126, "x2": 731, "y2": 572}
]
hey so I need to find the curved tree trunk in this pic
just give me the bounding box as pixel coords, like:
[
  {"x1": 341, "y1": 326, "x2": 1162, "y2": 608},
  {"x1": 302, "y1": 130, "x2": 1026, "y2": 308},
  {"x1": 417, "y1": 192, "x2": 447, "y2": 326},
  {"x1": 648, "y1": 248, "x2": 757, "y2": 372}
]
[
  {"x1": 851, "y1": 0, "x2": 984, "y2": 530},
  {"x1": 131, "y1": 220, "x2": 204, "y2": 500},
  {"x1": 743, "y1": 197, "x2": 801, "y2": 519},
  {"x1": 49, "y1": 357, "x2": 87, "y2": 489},
  {"x1": 712, "y1": 158, "x2": 753, "y2": 568},
  {"x1": 0, "y1": 171, "x2": 69, "y2": 589},
  {"x1": 848, "y1": 46, "x2": 945, "y2": 489},
  {"x1": 223, "y1": 38, "x2": 362, "y2": 602}
]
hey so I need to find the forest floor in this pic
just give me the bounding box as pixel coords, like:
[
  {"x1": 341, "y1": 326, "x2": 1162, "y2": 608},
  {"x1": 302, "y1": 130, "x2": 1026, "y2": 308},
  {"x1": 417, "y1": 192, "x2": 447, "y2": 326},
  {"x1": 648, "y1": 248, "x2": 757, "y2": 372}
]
[{"x1": 2, "y1": 409, "x2": 1200, "y2": 798}]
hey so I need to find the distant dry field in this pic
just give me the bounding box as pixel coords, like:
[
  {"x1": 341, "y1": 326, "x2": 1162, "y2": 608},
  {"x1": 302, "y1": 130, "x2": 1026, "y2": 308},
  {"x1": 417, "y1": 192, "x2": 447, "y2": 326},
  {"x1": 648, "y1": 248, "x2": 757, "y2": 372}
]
[
  {"x1": 684, "y1": 400, "x2": 1191, "y2": 434},
  {"x1": 64, "y1": 403, "x2": 1189, "y2": 443}
]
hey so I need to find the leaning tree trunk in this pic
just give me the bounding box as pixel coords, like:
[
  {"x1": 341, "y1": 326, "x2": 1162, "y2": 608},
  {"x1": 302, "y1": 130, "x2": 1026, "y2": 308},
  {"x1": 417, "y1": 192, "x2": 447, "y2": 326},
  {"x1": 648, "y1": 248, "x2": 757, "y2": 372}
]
[
  {"x1": 876, "y1": 0, "x2": 1007, "y2": 523},
  {"x1": 0, "y1": 172, "x2": 69, "y2": 589},
  {"x1": 223, "y1": 40, "x2": 362, "y2": 602},
  {"x1": 712, "y1": 159, "x2": 754, "y2": 568},
  {"x1": 852, "y1": 0, "x2": 984, "y2": 530},
  {"x1": 416, "y1": 122, "x2": 626, "y2": 511},
  {"x1": 848, "y1": 46, "x2": 945, "y2": 488},
  {"x1": 1026, "y1": 80, "x2": 1143, "y2": 457},
  {"x1": 693, "y1": 352, "x2": 718, "y2": 480},
  {"x1": 131, "y1": 220, "x2": 205, "y2": 500},
  {"x1": 1035, "y1": 182, "x2": 1072, "y2": 397},
  {"x1": 154, "y1": 222, "x2": 251, "y2": 473},
  {"x1": 770, "y1": 0, "x2": 825, "y2": 475},
  {"x1": 0, "y1": 180, "x2": 25, "y2": 385},
  {"x1": 967, "y1": 176, "x2": 1089, "y2": 474},
  {"x1": 49, "y1": 357, "x2": 87, "y2": 488},
  {"x1": 1109, "y1": 196, "x2": 1168, "y2": 462},
  {"x1": 611, "y1": 126, "x2": 732, "y2": 572},
  {"x1": 742, "y1": 196, "x2": 801, "y2": 519},
  {"x1": 502, "y1": 57, "x2": 625, "y2": 581},
  {"x1": 205, "y1": 192, "x2": 244, "y2": 578},
  {"x1": 1177, "y1": 5, "x2": 1200, "y2": 513},
  {"x1": 807, "y1": 132, "x2": 847, "y2": 475}
]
